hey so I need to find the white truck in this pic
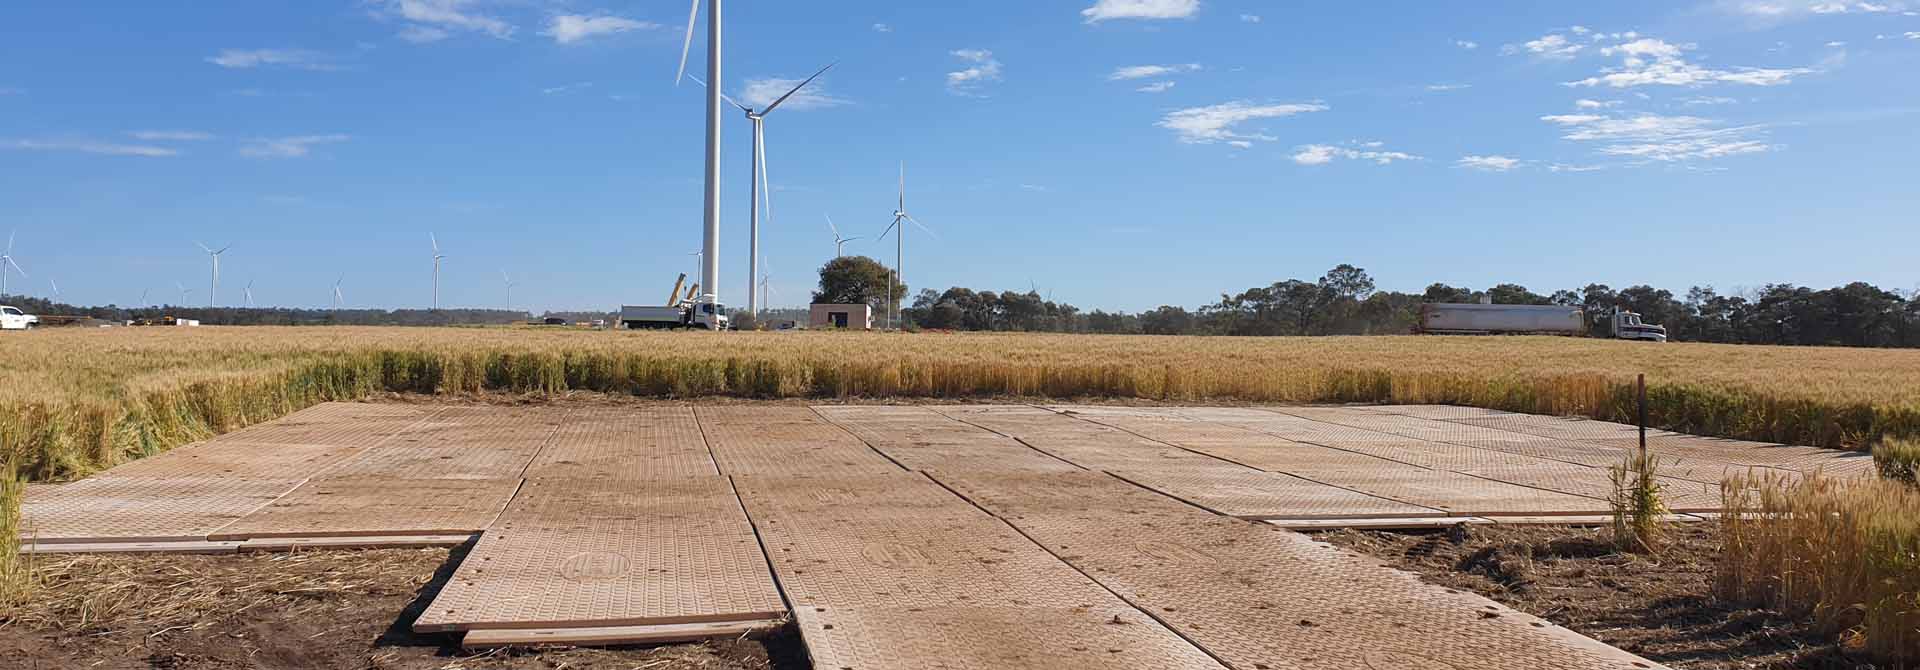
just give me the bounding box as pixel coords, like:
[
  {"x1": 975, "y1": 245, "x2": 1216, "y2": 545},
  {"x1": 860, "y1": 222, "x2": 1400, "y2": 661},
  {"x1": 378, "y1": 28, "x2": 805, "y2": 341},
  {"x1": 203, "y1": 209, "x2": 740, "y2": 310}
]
[
  {"x1": 1416, "y1": 303, "x2": 1667, "y2": 341},
  {"x1": 1, "y1": 305, "x2": 38, "y2": 330},
  {"x1": 620, "y1": 274, "x2": 729, "y2": 330}
]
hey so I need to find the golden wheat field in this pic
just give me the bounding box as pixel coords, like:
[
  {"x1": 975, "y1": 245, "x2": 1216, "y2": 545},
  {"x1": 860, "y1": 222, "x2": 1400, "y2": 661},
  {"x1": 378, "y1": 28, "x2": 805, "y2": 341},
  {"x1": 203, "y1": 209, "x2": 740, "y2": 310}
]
[{"x1": 4, "y1": 326, "x2": 1920, "y2": 484}]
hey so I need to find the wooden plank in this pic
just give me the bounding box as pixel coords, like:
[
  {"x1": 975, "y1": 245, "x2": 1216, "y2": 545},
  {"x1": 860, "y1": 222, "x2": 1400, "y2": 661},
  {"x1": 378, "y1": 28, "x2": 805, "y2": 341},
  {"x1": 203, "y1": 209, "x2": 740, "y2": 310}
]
[
  {"x1": 237, "y1": 534, "x2": 477, "y2": 552},
  {"x1": 18, "y1": 540, "x2": 241, "y2": 555},
  {"x1": 1264, "y1": 517, "x2": 1488, "y2": 530},
  {"x1": 458, "y1": 618, "x2": 786, "y2": 650}
]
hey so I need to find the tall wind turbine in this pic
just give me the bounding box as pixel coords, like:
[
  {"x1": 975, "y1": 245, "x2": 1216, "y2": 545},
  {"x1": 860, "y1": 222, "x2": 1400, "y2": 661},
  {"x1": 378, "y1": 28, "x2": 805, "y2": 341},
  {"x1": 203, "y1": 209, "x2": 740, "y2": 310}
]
[
  {"x1": 500, "y1": 270, "x2": 517, "y2": 311},
  {"x1": 244, "y1": 281, "x2": 256, "y2": 309},
  {"x1": 1, "y1": 230, "x2": 26, "y2": 297},
  {"x1": 826, "y1": 214, "x2": 860, "y2": 258},
  {"x1": 195, "y1": 242, "x2": 230, "y2": 307},
  {"x1": 430, "y1": 233, "x2": 446, "y2": 311},
  {"x1": 331, "y1": 275, "x2": 345, "y2": 311},
  {"x1": 693, "y1": 63, "x2": 835, "y2": 321},
  {"x1": 676, "y1": 0, "x2": 724, "y2": 328},
  {"x1": 876, "y1": 163, "x2": 934, "y2": 330}
]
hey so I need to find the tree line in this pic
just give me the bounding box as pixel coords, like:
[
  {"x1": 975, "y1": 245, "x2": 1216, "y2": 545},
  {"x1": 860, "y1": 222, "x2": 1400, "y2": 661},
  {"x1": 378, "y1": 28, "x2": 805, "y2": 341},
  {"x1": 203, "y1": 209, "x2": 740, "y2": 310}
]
[
  {"x1": 815, "y1": 258, "x2": 1920, "y2": 348},
  {"x1": 0, "y1": 294, "x2": 559, "y2": 327}
]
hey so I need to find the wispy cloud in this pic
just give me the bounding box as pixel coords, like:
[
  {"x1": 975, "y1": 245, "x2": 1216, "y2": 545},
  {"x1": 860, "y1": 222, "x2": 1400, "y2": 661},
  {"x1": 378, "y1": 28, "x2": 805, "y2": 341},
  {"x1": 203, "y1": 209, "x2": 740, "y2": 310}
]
[
  {"x1": 1455, "y1": 39, "x2": 1480, "y2": 50},
  {"x1": 1240, "y1": 14, "x2": 1263, "y2": 23},
  {"x1": 129, "y1": 130, "x2": 215, "y2": 141},
  {"x1": 1426, "y1": 83, "x2": 1472, "y2": 92},
  {"x1": 1718, "y1": 0, "x2": 1913, "y2": 22},
  {"x1": 206, "y1": 48, "x2": 333, "y2": 70},
  {"x1": 1575, "y1": 99, "x2": 1622, "y2": 109},
  {"x1": 1456, "y1": 155, "x2": 1523, "y2": 171},
  {"x1": 540, "y1": 82, "x2": 593, "y2": 95},
  {"x1": 872, "y1": 23, "x2": 892, "y2": 33},
  {"x1": 542, "y1": 14, "x2": 656, "y2": 45},
  {"x1": 1566, "y1": 37, "x2": 1817, "y2": 88},
  {"x1": 372, "y1": 0, "x2": 514, "y2": 42},
  {"x1": 946, "y1": 49, "x2": 1003, "y2": 96},
  {"x1": 2, "y1": 138, "x2": 178, "y2": 157},
  {"x1": 239, "y1": 134, "x2": 350, "y2": 159},
  {"x1": 1541, "y1": 113, "x2": 1774, "y2": 162},
  {"x1": 1136, "y1": 81, "x2": 1176, "y2": 93},
  {"x1": 1108, "y1": 63, "x2": 1201, "y2": 80},
  {"x1": 738, "y1": 76, "x2": 849, "y2": 110},
  {"x1": 1158, "y1": 101, "x2": 1328, "y2": 147},
  {"x1": 1082, "y1": 0, "x2": 1201, "y2": 23},
  {"x1": 1291, "y1": 141, "x2": 1422, "y2": 166}
]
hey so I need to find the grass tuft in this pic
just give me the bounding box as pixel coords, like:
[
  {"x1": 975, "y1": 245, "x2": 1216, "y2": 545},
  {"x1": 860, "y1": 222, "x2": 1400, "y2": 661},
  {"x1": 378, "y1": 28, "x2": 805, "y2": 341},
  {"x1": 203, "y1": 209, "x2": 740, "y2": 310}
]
[
  {"x1": 1608, "y1": 448, "x2": 1669, "y2": 553},
  {"x1": 1875, "y1": 438, "x2": 1920, "y2": 488}
]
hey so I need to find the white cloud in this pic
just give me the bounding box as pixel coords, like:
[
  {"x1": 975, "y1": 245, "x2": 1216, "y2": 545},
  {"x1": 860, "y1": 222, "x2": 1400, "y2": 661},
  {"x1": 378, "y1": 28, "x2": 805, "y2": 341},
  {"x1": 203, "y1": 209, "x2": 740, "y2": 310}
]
[
  {"x1": 540, "y1": 82, "x2": 593, "y2": 95},
  {"x1": 1456, "y1": 39, "x2": 1480, "y2": 49},
  {"x1": 1082, "y1": 0, "x2": 1201, "y2": 23},
  {"x1": 374, "y1": 0, "x2": 514, "y2": 41},
  {"x1": 1108, "y1": 63, "x2": 1201, "y2": 80},
  {"x1": 947, "y1": 49, "x2": 1003, "y2": 96},
  {"x1": 1682, "y1": 95, "x2": 1740, "y2": 105},
  {"x1": 1133, "y1": 81, "x2": 1174, "y2": 93},
  {"x1": 1541, "y1": 113, "x2": 1773, "y2": 161},
  {"x1": 1826, "y1": 40, "x2": 1848, "y2": 46},
  {"x1": 1504, "y1": 33, "x2": 1586, "y2": 59},
  {"x1": 1291, "y1": 141, "x2": 1422, "y2": 166},
  {"x1": 1566, "y1": 37, "x2": 1816, "y2": 88},
  {"x1": 1426, "y1": 83, "x2": 1472, "y2": 92},
  {"x1": 1721, "y1": 0, "x2": 1911, "y2": 20},
  {"x1": 239, "y1": 134, "x2": 350, "y2": 159},
  {"x1": 738, "y1": 76, "x2": 849, "y2": 111},
  {"x1": 129, "y1": 130, "x2": 215, "y2": 141},
  {"x1": 1157, "y1": 101, "x2": 1327, "y2": 145},
  {"x1": 1548, "y1": 163, "x2": 1608, "y2": 173},
  {"x1": 1456, "y1": 155, "x2": 1522, "y2": 171},
  {"x1": 2, "y1": 138, "x2": 178, "y2": 157},
  {"x1": 1908, "y1": 31, "x2": 1920, "y2": 38},
  {"x1": 542, "y1": 15, "x2": 655, "y2": 45},
  {"x1": 1240, "y1": 14, "x2": 1262, "y2": 23},
  {"x1": 206, "y1": 49, "x2": 332, "y2": 70},
  {"x1": 1575, "y1": 98, "x2": 1622, "y2": 109},
  {"x1": 872, "y1": 23, "x2": 892, "y2": 33}
]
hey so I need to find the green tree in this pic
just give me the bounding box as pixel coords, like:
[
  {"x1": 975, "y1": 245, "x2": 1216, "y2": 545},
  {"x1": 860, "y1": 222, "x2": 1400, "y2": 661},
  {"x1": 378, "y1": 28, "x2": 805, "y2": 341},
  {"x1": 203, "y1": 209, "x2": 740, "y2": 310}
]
[{"x1": 813, "y1": 256, "x2": 906, "y2": 316}]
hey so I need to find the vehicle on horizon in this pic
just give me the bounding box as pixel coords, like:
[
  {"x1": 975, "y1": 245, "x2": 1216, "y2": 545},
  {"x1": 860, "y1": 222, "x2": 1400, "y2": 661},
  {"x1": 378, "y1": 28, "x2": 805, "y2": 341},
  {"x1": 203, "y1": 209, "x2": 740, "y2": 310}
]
[
  {"x1": 620, "y1": 273, "x2": 730, "y2": 330},
  {"x1": 1415, "y1": 302, "x2": 1666, "y2": 341},
  {"x1": 1, "y1": 305, "x2": 38, "y2": 330}
]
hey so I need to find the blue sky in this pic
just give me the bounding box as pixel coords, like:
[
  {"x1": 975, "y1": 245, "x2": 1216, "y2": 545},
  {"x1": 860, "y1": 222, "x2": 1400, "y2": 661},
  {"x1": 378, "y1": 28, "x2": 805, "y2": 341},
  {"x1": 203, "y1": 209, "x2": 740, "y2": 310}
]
[{"x1": 2, "y1": 1, "x2": 1917, "y2": 313}]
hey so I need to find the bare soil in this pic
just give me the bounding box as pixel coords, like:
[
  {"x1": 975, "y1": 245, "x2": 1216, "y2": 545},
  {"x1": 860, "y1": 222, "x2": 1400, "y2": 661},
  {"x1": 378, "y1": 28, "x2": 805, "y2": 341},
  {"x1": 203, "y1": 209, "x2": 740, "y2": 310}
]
[
  {"x1": 1315, "y1": 523, "x2": 1878, "y2": 670},
  {"x1": 0, "y1": 544, "x2": 809, "y2": 670}
]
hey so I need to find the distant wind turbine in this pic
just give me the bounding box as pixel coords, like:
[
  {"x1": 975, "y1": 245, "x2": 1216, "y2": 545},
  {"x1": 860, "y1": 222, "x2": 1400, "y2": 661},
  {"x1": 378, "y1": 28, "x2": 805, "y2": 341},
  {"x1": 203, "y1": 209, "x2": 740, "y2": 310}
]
[
  {"x1": 48, "y1": 279, "x2": 59, "y2": 300},
  {"x1": 176, "y1": 281, "x2": 193, "y2": 306},
  {"x1": 244, "y1": 280, "x2": 256, "y2": 309},
  {"x1": 826, "y1": 214, "x2": 860, "y2": 258},
  {"x1": 1, "y1": 230, "x2": 27, "y2": 297},
  {"x1": 430, "y1": 233, "x2": 446, "y2": 310},
  {"x1": 691, "y1": 62, "x2": 836, "y2": 321},
  {"x1": 195, "y1": 242, "x2": 230, "y2": 307},
  {"x1": 877, "y1": 162, "x2": 934, "y2": 330},
  {"x1": 139, "y1": 288, "x2": 151, "y2": 307},
  {"x1": 500, "y1": 270, "x2": 517, "y2": 311},
  {"x1": 331, "y1": 275, "x2": 345, "y2": 310}
]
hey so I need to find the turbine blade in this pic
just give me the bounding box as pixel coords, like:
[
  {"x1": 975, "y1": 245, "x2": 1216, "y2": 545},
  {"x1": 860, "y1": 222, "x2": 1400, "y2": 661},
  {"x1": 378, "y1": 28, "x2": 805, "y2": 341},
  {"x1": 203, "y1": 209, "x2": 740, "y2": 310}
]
[
  {"x1": 196, "y1": 241, "x2": 212, "y2": 254},
  {"x1": 5, "y1": 257, "x2": 23, "y2": 277},
  {"x1": 907, "y1": 215, "x2": 938, "y2": 239},
  {"x1": 843, "y1": 236, "x2": 863, "y2": 243},
  {"x1": 686, "y1": 75, "x2": 750, "y2": 112},
  {"x1": 758, "y1": 123, "x2": 772, "y2": 223},
  {"x1": 877, "y1": 218, "x2": 900, "y2": 241},
  {"x1": 431, "y1": 233, "x2": 439, "y2": 253},
  {"x1": 898, "y1": 162, "x2": 906, "y2": 212},
  {"x1": 216, "y1": 245, "x2": 231, "y2": 254},
  {"x1": 5, "y1": 229, "x2": 13, "y2": 254},
  {"x1": 675, "y1": 0, "x2": 701, "y2": 85},
  {"x1": 826, "y1": 213, "x2": 841, "y2": 237},
  {"x1": 760, "y1": 62, "x2": 835, "y2": 116}
]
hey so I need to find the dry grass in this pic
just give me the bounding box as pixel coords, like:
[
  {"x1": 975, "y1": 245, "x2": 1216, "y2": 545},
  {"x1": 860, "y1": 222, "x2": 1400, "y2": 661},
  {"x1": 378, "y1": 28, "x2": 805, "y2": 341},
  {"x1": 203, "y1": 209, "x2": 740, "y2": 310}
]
[
  {"x1": 1877, "y1": 438, "x2": 1920, "y2": 487},
  {"x1": 1609, "y1": 448, "x2": 1670, "y2": 553},
  {"x1": 1717, "y1": 472, "x2": 1920, "y2": 665}
]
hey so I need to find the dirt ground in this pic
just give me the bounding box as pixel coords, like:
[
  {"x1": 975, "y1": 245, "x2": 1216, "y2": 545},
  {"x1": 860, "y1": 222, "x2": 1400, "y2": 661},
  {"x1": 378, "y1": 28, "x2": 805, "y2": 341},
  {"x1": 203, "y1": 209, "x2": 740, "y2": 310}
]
[
  {"x1": 0, "y1": 544, "x2": 809, "y2": 670},
  {"x1": 1315, "y1": 522, "x2": 1875, "y2": 670}
]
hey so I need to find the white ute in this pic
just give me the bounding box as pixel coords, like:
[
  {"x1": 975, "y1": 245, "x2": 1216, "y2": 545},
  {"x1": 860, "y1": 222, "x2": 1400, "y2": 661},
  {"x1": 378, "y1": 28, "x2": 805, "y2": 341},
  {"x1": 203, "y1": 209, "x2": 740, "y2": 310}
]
[{"x1": 1, "y1": 305, "x2": 38, "y2": 330}]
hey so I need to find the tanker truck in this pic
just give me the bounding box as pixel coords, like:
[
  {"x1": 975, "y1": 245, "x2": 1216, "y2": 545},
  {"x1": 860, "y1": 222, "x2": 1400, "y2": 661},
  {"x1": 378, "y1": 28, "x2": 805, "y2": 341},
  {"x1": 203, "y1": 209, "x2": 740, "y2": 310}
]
[{"x1": 1415, "y1": 303, "x2": 1666, "y2": 341}]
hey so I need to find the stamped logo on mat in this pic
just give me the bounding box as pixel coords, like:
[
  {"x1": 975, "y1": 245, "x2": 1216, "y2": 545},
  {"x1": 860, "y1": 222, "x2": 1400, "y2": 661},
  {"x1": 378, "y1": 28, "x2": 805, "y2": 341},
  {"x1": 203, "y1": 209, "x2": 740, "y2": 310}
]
[{"x1": 558, "y1": 551, "x2": 630, "y2": 582}]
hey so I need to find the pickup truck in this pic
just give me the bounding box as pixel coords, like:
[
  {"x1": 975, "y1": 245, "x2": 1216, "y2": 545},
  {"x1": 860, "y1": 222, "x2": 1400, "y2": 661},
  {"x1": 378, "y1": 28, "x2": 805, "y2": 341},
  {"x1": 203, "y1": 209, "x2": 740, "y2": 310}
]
[{"x1": 1, "y1": 305, "x2": 39, "y2": 330}]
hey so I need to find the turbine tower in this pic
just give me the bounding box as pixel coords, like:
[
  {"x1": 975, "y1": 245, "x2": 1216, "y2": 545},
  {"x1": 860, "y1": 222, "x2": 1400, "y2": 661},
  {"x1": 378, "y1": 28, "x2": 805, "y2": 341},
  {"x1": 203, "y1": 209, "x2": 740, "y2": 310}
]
[
  {"x1": 826, "y1": 214, "x2": 860, "y2": 258},
  {"x1": 877, "y1": 163, "x2": 933, "y2": 330},
  {"x1": 176, "y1": 281, "x2": 193, "y2": 306},
  {"x1": 693, "y1": 63, "x2": 834, "y2": 322},
  {"x1": 429, "y1": 233, "x2": 447, "y2": 310},
  {"x1": 331, "y1": 275, "x2": 345, "y2": 311},
  {"x1": 677, "y1": 0, "x2": 725, "y2": 328},
  {"x1": 501, "y1": 270, "x2": 517, "y2": 311},
  {"x1": 1, "y1": 230, "x2": 26, "y2": 297},
  {"x1": 196, "y1": 242, "x2": 230, "y2": 307}
]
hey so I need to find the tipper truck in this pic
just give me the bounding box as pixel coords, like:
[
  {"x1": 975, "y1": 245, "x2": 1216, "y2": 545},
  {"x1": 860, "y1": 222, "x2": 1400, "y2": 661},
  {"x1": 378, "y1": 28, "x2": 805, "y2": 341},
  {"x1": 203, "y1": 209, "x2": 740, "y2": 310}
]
[
  {"x1": 1415, "y1": 303, "x2": 1667, "y2": 341},
  {"x1": 619, "y1": 274, "x2": 729, "y2": 330}
]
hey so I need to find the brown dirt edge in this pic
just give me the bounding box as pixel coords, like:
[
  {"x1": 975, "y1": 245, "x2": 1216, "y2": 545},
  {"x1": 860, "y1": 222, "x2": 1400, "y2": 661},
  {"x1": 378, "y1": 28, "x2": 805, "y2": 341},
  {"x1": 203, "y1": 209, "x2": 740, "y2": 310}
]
[
  {"x1": 1312, "y1": 523, "x2": 1870, "y2": 670},
  {"x1": 0, "y1": 543, "x2": 810, "y2": 670}
]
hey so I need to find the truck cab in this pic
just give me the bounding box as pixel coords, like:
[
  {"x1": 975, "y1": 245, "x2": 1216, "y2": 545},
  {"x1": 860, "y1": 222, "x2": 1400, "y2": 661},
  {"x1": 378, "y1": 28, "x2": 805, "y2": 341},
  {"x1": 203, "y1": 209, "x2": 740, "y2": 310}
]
[
  {"x1": 693, "y1": 302, "x2": 729, "y2": 330},
  {"x1": 1610, "y1": 309, "x2": 1668, "y2": 342},
  {"x1": 1, "y1": 305, "x2": 38, "y2": 330}
]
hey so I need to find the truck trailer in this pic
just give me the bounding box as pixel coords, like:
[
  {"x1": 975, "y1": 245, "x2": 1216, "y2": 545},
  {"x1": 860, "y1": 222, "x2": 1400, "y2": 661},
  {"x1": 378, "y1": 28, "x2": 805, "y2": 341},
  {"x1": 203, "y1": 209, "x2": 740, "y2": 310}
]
[
  {"x1": 1415, "y1": 303, "x2": 1585, "y2": 336},
  {"x1": 619, "y1": 273, "x2": 729, "y2": 330}
]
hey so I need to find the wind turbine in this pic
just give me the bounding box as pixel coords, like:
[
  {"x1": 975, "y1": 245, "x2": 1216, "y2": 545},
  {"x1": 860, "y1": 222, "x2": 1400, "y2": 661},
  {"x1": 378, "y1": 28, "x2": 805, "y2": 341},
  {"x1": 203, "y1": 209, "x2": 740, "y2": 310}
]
[
  {"x1": 676, "y1": 0, "x2": 724, "y2": 328},
  {"x1": 139, "y1": 288, "x2": 151, "y2": 307},
  {"x1": 176, "y1": 281, "x2": 193, "y2": 306},
  {"x1": 500, "y1": 270, "x2": 517, "y2": 311},
  {"x1": 48, "y1": 279, "x2": 60, "y2": 300},
  {"x1": 1, "y1": 230, "x2": 26, "y2": 297},
  {"x1": 430, "y1": 233, "x2": 446, "y2": 311},
  {"x1": 244, "y1": 281, "x2": 256, "y2": 309},
  {"x1": 876, "y1": 163, "x2": 934, "y2": 330},
  {"x1": 195, "y1": 242, "x2": 230, "y2": 307},
  {"x1": 692, "y1": 63, "x2": 835, "y2": 322},
  {"x1": 331, "y1": 275, "x2": 345, "y2": 310},
  {"x1": 826, "y1": 214, "x2": 860, "y2": 258}
]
